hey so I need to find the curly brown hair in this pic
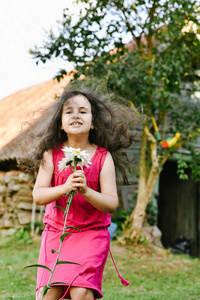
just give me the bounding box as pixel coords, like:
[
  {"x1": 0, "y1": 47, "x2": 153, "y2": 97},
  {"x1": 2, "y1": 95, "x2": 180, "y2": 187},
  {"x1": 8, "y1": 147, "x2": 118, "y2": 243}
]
[{"x1": 19, "y1": 84, "x2": 143, "y2": 184}]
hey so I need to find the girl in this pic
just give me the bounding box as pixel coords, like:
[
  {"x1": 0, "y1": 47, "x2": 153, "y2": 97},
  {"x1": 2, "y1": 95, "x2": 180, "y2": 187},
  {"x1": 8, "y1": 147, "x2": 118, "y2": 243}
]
[{"x1": 29, "y1": 87, "x2": 140, "y2": 300}]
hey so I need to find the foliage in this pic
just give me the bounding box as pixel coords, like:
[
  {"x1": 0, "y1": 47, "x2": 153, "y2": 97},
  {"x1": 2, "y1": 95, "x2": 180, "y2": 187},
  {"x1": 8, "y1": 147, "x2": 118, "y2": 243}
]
[
  {"x1": 30, "y1": 0, "x2": 200, "y2": 237},
  {"x1": 13, "y1": 228, "x2": 32, "y2": 245},
  {"x1": 190, "y1": 151, "x2": 200, "y2": 181},
  {"x1": 30, "y1": 0, "x2": 200, "y2": 177},
  {"x1": 177, "y1": 159, "x2": 189, "y2": 180},
  {"x1": 111, "y1": 206, "x2": 133, "y2": 234}
]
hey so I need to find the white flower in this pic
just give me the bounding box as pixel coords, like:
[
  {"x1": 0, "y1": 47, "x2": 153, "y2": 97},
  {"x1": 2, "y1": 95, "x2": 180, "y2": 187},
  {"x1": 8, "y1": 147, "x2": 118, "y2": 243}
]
[{"x1": 58, "y1": 146, "x2": 92, "y2": 172}]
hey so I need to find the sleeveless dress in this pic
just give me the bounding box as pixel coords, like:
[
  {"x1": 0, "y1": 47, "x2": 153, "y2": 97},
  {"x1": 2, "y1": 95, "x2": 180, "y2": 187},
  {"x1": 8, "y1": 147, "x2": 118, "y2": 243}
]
[{"x1": 36, "y1": 145, "x2": 111, "y2": 299}]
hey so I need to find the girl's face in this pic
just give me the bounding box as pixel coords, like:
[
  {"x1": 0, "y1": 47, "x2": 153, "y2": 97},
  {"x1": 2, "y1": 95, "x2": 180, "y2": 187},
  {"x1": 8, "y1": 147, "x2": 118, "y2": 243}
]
[{"x1": 61, "y1": 95, "x2": 93, "y2": 137}]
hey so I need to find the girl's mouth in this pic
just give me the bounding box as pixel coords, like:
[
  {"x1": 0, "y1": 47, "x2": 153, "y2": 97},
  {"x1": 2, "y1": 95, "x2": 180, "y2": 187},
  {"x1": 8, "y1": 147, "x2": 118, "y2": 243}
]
[{"x1": 71, "y1": 122, "x2": 82, "y2": 126}]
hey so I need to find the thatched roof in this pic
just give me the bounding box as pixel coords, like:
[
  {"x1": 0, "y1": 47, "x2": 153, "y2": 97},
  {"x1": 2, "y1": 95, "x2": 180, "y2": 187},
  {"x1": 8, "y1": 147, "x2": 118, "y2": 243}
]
[{"x1": 0, "y1": 75, "x2": 72, "y2": 161}]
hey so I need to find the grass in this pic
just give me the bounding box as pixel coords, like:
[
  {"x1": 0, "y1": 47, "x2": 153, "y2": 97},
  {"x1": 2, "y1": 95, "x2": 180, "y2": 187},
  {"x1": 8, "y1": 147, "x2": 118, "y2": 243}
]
[
  {"x1": 103, "y1": 243, "x2": 200, "y2": 300},
  {"x1": 0, "y1": 235, "x2": 40, "y2": 300},
  {"x1": 0, "y1": 234, "x2": 200, "y2": 300}
]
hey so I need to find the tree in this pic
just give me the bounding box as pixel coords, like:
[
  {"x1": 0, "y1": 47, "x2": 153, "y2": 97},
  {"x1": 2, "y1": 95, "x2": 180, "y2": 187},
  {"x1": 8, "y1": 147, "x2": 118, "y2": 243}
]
[{"x1": 30, "y1": 0, "x2": 200, "y2": 242}]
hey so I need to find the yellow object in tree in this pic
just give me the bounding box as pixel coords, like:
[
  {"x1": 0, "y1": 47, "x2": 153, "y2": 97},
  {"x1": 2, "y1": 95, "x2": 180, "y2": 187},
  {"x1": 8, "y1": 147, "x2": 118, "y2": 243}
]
[
  {"x1": 160, "y1": 132, "x2": 182, "y2": 149},
  {"x1": 151, "y1": 116, "x2": 161, "y2": 141}
]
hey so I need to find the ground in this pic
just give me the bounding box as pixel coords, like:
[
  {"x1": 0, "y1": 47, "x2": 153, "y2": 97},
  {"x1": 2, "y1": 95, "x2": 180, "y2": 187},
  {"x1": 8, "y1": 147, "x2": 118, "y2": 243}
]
[{"x1": 0, "y1": 234, "x2": 200, "y2": 299}]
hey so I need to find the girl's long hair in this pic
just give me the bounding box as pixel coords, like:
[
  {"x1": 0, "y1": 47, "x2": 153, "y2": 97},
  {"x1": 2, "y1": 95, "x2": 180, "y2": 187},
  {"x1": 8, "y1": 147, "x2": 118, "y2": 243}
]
[{"x1": 19, "y1": 82, "x2": 144, "y2": 184}]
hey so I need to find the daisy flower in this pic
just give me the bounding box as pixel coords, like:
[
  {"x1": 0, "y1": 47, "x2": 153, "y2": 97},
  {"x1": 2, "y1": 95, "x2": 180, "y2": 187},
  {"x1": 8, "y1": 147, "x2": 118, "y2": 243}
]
[{"x1": 58, "y1": 146, "x2": 92, "y2": 171}]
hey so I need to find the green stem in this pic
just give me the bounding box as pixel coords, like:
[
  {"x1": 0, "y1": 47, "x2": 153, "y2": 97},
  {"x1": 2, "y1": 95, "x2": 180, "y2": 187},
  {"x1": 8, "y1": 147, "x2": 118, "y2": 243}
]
[
  {"x1": 41, "y1": 192, "x2": 74, "y2": 299},
  {"x1": 41, "y1": 156, "x2": 79, "y2": 299},
  {"x1": 41, "y1": 159, "x2": 77, "y2": 299}
]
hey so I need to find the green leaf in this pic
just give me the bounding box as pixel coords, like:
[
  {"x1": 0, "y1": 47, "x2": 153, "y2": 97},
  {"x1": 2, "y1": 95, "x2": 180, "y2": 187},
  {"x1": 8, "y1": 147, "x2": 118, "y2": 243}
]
[
  {"x1": 65, "y1": 226, "x2": 80, "y2": 232},
  {"x1": 57, "y1": 261, "x2": 81, "y2": 266},
  {"x1": 60, "y1": 232, "x2": 72, "y2": 242},
  {"x1": 42, "y1": 285, "x2": 50, "y2": 297},
  {"x1": 49, "y1": 281, "x2": 69, "y2": 286},
  {"x1": 53, "y1": 206, "x2": 66, "y2": 213},
  {"x1": 66, "y1": 160, "x2": 73, "y2": 166},
  {"x1": 51, "y1": 249, "x2": 58, "y2": 254},
  {"x1": 24, "y1": 264, "x2": 52, "y2": 273}
]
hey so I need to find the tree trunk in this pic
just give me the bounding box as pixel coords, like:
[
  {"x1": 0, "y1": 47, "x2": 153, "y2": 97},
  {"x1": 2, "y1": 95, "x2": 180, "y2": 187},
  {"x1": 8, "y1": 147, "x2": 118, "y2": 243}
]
[
  {"x1": 123, "y1": 125, "x2": 168, "y2": 243},
  {"x1": 125, "y1": 162, "x2": 160, "y2": 242},
  {"x1": 138, "y1": 129, "x2": 148, "y2": 193}
]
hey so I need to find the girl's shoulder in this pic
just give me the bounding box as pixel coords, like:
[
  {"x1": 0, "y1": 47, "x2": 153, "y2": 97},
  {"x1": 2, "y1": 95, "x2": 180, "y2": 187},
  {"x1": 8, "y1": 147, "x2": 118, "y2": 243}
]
[
  {"x1": 93, "y1": 146, "x2": 108, "y2": 159},
  {"x1": 39, "y1": 150, "x2": 54, "y2": 173},
  {"x1": 43, "y1": 149, "x2": 53, "y2": 163},
  {"x1": 92, "y1": 146, "x2": 109, "y2": 171}
]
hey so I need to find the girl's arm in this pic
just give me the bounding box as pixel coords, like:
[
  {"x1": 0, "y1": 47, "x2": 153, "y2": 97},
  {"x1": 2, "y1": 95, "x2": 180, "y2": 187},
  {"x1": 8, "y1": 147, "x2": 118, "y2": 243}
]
[
  {"x1": 33, "y1": 151, "x2": 77, "y2": 205},
  {"x1": 72, "y1": 152, "x2": 118, "y2": 213}
]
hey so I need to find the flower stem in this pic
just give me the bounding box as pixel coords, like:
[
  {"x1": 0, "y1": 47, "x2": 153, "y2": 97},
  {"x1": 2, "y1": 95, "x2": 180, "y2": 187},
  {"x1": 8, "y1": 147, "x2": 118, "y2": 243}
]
[{"x1": 41, "y1": 192, "x2": 74, "y2": 299}]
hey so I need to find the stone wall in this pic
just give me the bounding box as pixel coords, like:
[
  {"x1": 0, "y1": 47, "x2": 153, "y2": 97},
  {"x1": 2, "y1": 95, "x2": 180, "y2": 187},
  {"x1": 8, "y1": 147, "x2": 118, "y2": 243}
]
[
  {"x1": 0, "y1": 169, "x2": 138, "y2": 232},
  {"x1": 0, "y1": 170, "x2": 43, "y2": 230}
]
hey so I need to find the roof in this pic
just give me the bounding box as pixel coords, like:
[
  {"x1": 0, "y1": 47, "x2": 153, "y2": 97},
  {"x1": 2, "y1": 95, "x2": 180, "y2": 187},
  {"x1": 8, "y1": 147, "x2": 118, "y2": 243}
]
[{"x1": 0, "y1": 75, "x2": 72, "y2": 161}]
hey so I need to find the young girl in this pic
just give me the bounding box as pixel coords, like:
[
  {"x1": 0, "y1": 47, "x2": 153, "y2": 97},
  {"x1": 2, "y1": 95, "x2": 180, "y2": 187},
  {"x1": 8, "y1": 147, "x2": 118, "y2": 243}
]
[{"x1": 29, "y1": 87, "x2": 140, "y2": 300}]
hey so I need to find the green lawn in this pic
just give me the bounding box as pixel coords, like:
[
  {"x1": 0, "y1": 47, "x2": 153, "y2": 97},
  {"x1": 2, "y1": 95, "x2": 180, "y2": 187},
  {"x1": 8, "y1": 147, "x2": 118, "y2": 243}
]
[{"x1": 0, "y1": 235, "x2": 200, "y2": 300}]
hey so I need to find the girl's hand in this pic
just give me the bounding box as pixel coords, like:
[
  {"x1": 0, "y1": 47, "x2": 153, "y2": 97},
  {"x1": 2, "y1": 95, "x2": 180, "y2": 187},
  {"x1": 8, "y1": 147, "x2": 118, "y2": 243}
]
[
  {"x1": 72, "y1": 170, "x2": 88, "y2": 195},
  {"x1": 63, "y1": 170, "x2": 88, "y2": 195}
]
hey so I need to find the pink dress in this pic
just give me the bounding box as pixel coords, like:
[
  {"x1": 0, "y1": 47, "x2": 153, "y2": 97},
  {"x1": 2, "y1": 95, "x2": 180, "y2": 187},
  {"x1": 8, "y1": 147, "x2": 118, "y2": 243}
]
[{"x1": 36, "y1": 146, "x2": 111, "y2": 299}]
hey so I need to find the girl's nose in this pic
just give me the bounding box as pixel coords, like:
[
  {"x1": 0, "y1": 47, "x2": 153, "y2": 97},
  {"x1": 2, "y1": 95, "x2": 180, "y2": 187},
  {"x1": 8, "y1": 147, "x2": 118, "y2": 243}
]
[{"x1": 73, "y1": 111, "x2": 80, "y2": 118}]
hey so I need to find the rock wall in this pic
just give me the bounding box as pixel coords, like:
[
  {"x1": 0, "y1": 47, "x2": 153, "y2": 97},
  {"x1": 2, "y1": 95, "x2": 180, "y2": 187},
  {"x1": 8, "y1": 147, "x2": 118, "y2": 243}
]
[
  {"x1": 0, "y1": 170, "x2": 43, "y2": 229},
  {"x1": 0, "y1": 169, "x2": 138, "y2": 231}
]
